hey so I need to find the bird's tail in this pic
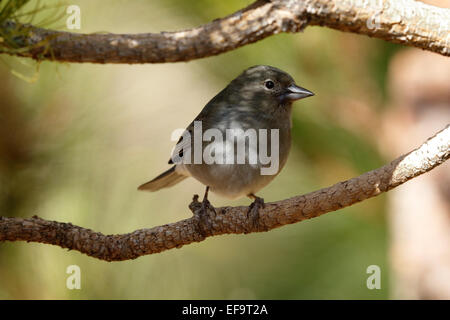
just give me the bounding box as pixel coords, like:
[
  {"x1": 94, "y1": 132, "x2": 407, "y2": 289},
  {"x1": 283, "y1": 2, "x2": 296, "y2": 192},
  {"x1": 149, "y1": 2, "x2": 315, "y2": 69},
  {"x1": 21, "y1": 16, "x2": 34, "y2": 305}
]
[{"x1": 138, "y1": 166, "x2": 187, "y2": 192}]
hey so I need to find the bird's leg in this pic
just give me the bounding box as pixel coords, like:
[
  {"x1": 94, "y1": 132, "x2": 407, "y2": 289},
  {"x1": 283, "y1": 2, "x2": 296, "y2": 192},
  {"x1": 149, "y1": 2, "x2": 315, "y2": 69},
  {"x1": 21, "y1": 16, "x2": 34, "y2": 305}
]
[
  {"x1": 246, "y1": 193, "x2": 265, "y2": 230},
  {"x1": 201, "y1": 186, "x2": 216, "y2": 215}
]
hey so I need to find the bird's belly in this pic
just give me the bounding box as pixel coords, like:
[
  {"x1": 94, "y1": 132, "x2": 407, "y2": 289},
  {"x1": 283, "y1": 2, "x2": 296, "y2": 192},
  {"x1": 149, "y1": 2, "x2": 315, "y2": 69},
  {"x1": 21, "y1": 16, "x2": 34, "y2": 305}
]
[
  {"x1": 181, "y1": 121, "x2": 291, "y2": 199},
  {"x1": 186, "y1": 163, "x2": 278, "y2": 199}
]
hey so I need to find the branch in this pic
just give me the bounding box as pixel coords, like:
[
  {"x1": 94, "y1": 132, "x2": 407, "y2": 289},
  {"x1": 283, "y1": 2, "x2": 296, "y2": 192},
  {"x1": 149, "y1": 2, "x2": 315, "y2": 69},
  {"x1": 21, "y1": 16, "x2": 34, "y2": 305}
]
[
  {"x1": 1, "y1": 0, "x2": 449, "y2": 63},
  {"x1": 1, "y1": 125, "x2": 449, "y2": 261}
]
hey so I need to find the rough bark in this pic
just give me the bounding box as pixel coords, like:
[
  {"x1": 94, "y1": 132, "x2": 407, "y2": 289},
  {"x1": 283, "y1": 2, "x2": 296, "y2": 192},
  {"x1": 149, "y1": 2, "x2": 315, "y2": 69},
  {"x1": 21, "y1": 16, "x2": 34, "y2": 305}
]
[
  {"x1": 1, "y1": 0, "x2": 449, "y2": 63},
  {"x1": 1, "y1": 125, "x2": 448, "y2": 261}
]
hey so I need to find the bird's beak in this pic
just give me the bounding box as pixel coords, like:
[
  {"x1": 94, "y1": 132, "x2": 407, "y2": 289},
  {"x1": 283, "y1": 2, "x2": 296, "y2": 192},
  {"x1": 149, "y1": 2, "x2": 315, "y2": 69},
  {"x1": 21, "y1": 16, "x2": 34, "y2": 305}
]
[{"x1": 283, "y1": 84, "x2": 314, "y2": 101}]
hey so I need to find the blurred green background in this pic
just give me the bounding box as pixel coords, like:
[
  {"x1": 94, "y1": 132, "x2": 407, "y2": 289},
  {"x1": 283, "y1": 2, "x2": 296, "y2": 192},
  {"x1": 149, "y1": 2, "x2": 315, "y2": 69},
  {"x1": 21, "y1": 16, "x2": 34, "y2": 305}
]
[{"x1": 0, "y1": 0, "x2": 396, "y2": 299}]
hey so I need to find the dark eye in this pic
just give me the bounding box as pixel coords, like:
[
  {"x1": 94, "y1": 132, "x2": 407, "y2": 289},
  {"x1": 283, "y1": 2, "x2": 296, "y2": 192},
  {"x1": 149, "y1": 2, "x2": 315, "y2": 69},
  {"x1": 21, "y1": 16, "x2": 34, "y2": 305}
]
[{"x1": 265, "y1": 80, "x2": 275, "y2": 89}]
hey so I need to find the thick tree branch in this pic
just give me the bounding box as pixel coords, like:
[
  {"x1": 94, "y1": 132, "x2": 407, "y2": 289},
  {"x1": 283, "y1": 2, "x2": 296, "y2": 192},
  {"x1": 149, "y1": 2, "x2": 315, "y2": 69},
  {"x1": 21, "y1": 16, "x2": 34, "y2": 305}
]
[
  {"x1": 1, "y1": 125, "x2": 449, "y2": 261},
  {"x1": 1, "y1": 0, "x2": 449, "y2": 63}
]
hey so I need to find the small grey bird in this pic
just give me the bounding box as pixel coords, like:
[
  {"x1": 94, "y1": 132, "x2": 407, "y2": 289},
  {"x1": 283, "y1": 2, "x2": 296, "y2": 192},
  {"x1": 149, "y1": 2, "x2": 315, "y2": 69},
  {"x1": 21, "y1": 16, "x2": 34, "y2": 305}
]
[{"x1": 139, "y1": 65, "x2": 314, "y2": 221}]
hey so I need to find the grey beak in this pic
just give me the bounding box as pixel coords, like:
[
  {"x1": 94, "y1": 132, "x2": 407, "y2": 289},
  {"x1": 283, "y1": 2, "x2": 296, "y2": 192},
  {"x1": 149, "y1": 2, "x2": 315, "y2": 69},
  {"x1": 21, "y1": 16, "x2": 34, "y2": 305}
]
[{"x1": 284, "y1": 84, "x2": 314, "y2": 101}]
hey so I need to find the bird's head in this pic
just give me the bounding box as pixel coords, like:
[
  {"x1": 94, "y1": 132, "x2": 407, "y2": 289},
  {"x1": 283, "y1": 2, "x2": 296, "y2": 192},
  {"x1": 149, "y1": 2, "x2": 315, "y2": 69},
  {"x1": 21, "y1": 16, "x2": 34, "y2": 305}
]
[{"x1": 228, "y1": 65, "x2": 314, "y2": 110}]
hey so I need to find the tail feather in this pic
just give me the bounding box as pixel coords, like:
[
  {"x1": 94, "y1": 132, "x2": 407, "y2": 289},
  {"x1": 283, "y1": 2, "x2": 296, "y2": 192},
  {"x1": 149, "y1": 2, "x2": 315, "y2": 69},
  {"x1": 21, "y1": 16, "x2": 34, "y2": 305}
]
[{"x1": 138, "y1": 166, "x2": 187, "y2": 192}]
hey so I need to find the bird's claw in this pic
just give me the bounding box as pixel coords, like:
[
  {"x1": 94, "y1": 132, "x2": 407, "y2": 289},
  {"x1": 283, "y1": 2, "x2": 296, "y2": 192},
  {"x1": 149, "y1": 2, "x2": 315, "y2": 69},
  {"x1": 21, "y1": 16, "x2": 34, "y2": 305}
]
[
  {"x1": 246, "y1": 196, "x2": 265, "y2": 232},
  {"x1": 189, "y1": 187, "x2": 216, "y2": 237},
  {"x1": 201, "y1": 197, "x2": 216, "y2": 216}
]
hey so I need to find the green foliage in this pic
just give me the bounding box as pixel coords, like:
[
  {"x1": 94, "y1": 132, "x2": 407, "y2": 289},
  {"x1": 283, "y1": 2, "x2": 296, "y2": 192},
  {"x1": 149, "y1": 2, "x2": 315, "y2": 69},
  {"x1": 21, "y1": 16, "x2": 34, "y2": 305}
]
[
  {"x1": 0, "y1": 0, "x2": 66, "y2": 58},
  {"x1": 0, "y1": 0, "x2": 32, "y2": 23}
]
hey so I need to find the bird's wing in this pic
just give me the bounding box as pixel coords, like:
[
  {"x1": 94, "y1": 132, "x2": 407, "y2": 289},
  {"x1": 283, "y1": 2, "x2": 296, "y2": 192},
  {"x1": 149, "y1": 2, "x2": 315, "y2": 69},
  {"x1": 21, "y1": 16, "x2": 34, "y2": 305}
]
[
  {"x1": 168, "y1": 87, "x2": 229, "y2": 164},
  {"x1": 168, "y1": 105, "x2": 215, "y2": 164},
  {"x1": 168, "y1": 123, "x2": 193, "y2": 164}
]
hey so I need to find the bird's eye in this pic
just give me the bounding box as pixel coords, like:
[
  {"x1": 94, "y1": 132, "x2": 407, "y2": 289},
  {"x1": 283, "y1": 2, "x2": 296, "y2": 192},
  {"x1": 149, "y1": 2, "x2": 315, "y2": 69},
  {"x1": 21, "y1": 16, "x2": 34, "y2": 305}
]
[{"x1": 265, "y1": 80, "x2": 275, "y2": 89}]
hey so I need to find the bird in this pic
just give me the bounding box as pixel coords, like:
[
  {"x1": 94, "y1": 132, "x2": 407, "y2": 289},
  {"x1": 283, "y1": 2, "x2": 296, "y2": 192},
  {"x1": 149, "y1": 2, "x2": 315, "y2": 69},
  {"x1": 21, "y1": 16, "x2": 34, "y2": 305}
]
[{"x1": 138, "y1": 65, "x2": 314, "y2": 225}]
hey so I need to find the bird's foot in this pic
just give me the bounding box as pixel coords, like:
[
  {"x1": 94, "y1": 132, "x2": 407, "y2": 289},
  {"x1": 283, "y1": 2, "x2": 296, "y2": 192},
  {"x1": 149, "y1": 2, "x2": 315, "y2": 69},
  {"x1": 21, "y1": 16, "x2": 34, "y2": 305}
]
[
  {"x1": 189, "y1": 187, "x2": 215, "y2": 237},
  {"x1": 200, "y1": 196, "x2": 216, "y2": 216},
  {"x1": 200, "y1": 186, "x2": 216, "y2": 215},
  {"x1": 246, "y1": 194, "x2": 265, "y2": 232}
]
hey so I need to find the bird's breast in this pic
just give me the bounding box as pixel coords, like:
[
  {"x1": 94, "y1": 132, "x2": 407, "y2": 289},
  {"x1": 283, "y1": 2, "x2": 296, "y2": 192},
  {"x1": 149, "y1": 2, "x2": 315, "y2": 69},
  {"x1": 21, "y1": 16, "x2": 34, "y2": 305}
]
[{"x1": 183, "y1": 112, "x2": 291, "y2": 198}]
